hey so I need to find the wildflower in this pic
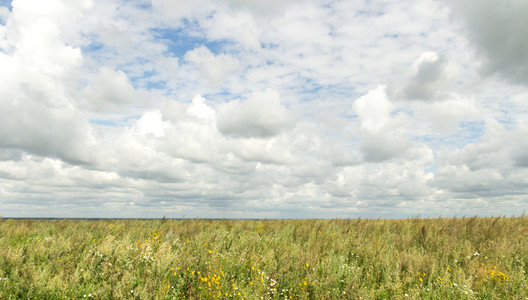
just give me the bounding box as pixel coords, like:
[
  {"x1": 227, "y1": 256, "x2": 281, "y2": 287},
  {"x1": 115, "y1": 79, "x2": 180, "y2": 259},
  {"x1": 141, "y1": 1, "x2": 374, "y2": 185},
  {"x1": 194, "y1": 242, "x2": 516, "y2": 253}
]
[{"x1": 131, "y1": 290, "x2": 134, "y2": 293}]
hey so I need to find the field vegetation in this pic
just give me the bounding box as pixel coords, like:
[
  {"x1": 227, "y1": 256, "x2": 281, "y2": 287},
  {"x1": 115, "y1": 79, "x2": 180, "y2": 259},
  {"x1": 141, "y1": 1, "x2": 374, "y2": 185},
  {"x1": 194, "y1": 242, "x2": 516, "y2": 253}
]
[{"x1": 1, "y1": 216, "x2": 527, "y2": 299}]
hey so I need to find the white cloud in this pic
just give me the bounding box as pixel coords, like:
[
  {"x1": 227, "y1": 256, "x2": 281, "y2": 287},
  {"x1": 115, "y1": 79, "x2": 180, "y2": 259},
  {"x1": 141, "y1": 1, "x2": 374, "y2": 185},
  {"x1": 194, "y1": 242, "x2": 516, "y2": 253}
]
[
  {"x1": 446, "y1": 0, "x2": 528, "y2": 84},
  {"x1": 398, "y1": 52, "x2": 457, "y2": 101},
  {"x1": 184, "y1": 46, "x2": 240, "y2": 87},
  {"x1": 134, "y1": 111, "x2": 165, "y2": 138},
  {"x1": 0, "y1": 6, "x2": 9, "y2": 20},
  {"x1": 353, "y1": 86, "x2": 411, "y2": 162},
  {"x1": 431, "y1": 118, "x2": 528, "y2": 204},
  {"x1": 1, "y1": 0, "x2": 527, "y2": 218},
  {"x1": 415, "y1": 96, "x2": 481, "y2": 134},
  {"x1": 217, "y1": 89, "x2": 294, "y2": 138},
  {"x1": 8, "y1": 0, "x2": 83, "y2": 75},
  {"x1": 160, "y1": 95, "x2": 221, "y2": 163},
  {"x1": 224, "y1": 0, "x2": 301, "y2": 18},
  {"x1": 201, "y1": 9, "x2": 260, "y2": 50},
  {"x1": 0, "y1": 0, "x2": 101, "y2": 165},
  {"x1": 0, "y1": 100, "x2": 100, "y2": 164},
  {"x1": 81, "y1": 67, "x2": 138, "y2": 111},
  {"x1": 151, "y1": 0, "x2": 213, "y2": 25},
  {"x1": 445, "y1": 118, "x2": 528, "y2": 171}
]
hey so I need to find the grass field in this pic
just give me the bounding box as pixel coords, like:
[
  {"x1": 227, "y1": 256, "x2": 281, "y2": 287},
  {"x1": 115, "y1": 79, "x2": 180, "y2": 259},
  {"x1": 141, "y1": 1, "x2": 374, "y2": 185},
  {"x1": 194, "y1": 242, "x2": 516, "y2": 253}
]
[{"x1": 1, "y1": 216, "x2": 527, "y2": 299}]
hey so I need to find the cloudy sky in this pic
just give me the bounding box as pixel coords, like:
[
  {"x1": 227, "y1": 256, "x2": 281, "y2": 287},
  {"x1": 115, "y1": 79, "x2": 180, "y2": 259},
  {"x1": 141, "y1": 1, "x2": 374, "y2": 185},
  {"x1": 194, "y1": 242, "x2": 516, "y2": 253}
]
[{"x1": 1, "y1": 0, "x2": 527, "y2": 218}]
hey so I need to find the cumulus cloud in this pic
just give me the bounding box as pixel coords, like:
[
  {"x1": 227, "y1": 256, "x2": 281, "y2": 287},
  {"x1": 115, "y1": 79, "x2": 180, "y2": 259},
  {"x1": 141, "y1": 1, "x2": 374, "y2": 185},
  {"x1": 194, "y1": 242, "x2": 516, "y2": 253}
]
[
  {"x1": 446, "y1": 0, "x2": 528, "y2": 84},
  {"x1": 134, "y1": 111, "x2": 166, "y2": 138},
  {"x1": 511, "y1": 128, "x2": 528, "y2": 168},
  {"x1": 399, "y1": 52, "x2": 456, "y2": 101},
  {"x1": 431, "y1": 118, "x2": 528, "y2": 203},
  {"x1": 201, "y1": 9, "x2": 261, "y2": 50},
  {"x1": 415, "y1": 96, "x2": 481, "y2": 134},
  {"x1": 151, "y1": 0, "x2": 213, "y2": 25},
  {"x1": 184, "y1": 46, "x2": 240, "y2": 87},
  {"x1": 445, "y1": 118, "x2": 528, "y2": 171},
  {"x1": 1, "y1": 0, "x2": 528, "y2": 218},
  {"x1": 0, "y1": 5, "x2": 9, "y2": 18},
  {"x1": 0, "y1": 99, "x2": 99, "y2": 164},
  {"x1": 160, "y1": 95, "x2": 222, "y2": 163},
  {"x1": 0, "y1": 0, "x2": 101, "y2": 165},
  {"x1": 217, "y1": 89, "x2": 294, "y2": 138},
  {"x1": 81, "y1": 67, "x2": 139, "y2": 111},
  {"x1": 353, "y1": 86, "x2": 411, "y2": 162},
  {"x1": 7, "y1": 0, "x2": 83, "y2": 76},
  {"x1": 224, "y1": 0, "x2": 302, "y2": 18}
]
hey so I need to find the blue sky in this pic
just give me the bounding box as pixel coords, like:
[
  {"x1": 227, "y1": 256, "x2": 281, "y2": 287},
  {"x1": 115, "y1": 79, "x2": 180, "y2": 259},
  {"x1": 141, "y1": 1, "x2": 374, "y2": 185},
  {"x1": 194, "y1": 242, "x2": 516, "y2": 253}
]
[{"x1": 1, "y1": 0, "x2": 528, "y2": 218}]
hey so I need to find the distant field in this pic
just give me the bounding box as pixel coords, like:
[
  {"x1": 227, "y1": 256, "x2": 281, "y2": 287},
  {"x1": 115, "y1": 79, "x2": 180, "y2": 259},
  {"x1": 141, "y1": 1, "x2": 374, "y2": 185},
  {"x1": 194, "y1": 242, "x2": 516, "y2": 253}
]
[{"x1": 1, "y1": 217, "x2": 527, "y2": 299}]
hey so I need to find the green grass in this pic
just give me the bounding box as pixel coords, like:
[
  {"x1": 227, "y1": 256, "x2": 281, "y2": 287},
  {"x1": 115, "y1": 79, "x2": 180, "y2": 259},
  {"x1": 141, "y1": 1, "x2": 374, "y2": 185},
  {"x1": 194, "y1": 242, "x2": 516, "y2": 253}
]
[{"x1": 1, "y1": 217, "x2": 527, "y2": 299}]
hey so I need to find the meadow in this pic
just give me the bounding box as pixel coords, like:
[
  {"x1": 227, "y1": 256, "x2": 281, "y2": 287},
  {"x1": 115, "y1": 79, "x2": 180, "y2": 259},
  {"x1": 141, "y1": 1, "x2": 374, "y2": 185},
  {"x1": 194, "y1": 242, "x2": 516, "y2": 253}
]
[{"x1": 0, "y1": 216, "x2": 527, "y2": 299}]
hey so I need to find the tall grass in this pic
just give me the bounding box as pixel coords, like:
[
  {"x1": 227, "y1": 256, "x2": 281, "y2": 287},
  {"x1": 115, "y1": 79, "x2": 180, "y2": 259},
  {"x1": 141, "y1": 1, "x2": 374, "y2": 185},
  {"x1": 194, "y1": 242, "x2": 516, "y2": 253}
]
[{"x1": 0, "y1": 217, "x2": 527, "y2": 299}]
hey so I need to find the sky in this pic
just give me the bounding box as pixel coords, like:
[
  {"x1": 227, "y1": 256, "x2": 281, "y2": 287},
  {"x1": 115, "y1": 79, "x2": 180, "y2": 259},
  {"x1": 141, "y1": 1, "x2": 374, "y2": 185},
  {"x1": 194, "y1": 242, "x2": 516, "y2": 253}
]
[{"x1": 1, "y1": 0, "x2": 528, "y2": 219}]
